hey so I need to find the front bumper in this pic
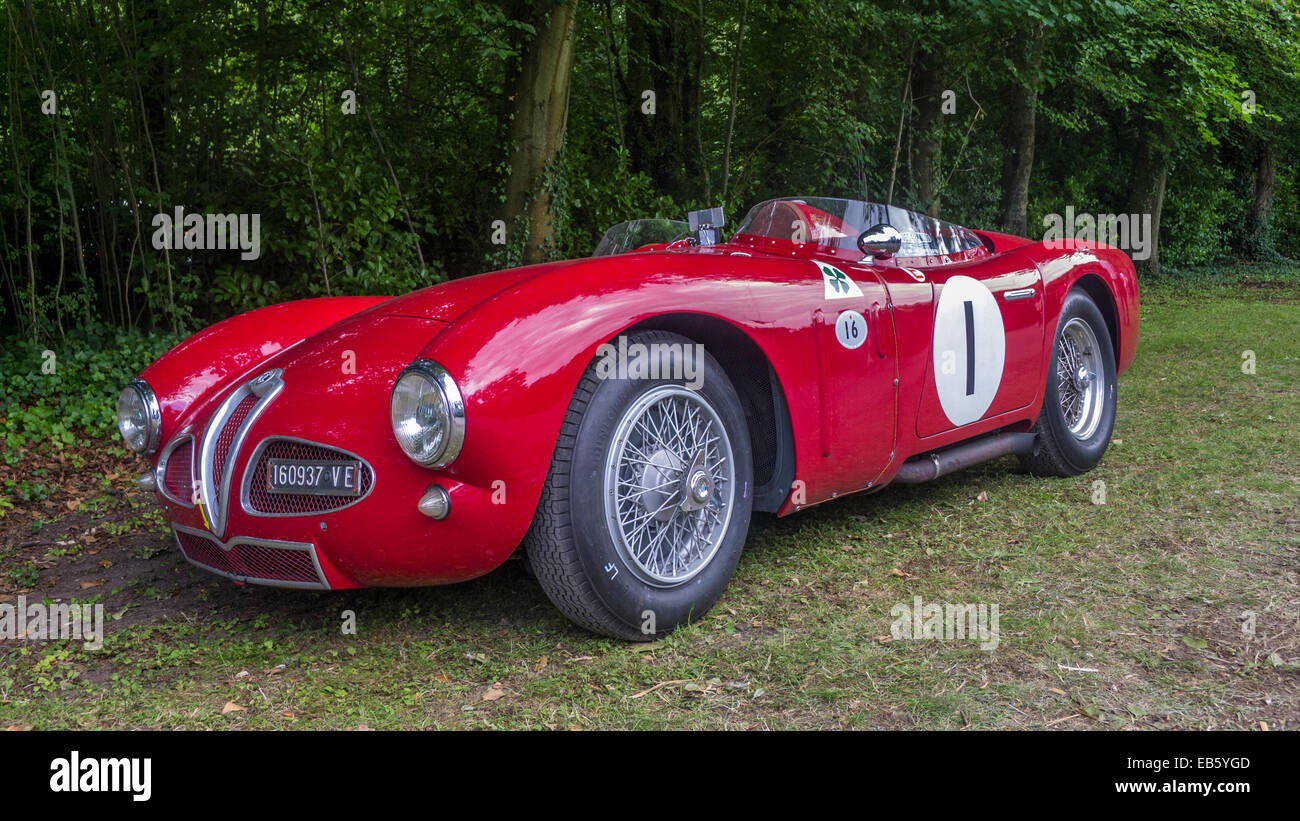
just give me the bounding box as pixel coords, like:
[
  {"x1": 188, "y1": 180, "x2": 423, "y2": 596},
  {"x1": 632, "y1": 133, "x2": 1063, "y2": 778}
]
[{"x1": 151, "y1": 365, "x2": 517, "y2": 590}]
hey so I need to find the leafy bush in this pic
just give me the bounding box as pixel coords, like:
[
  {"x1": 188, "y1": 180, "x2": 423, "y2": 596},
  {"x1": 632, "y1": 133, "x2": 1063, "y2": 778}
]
[{"x1": 0, "y1": 323, "x2": 182, "y2": 458}]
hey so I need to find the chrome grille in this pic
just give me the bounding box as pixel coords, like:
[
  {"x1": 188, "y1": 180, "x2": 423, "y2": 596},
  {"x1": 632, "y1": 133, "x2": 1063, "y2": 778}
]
[
  {"x1": 198, "y1": 369, "x2": 283, "y2": 538},
  {"x1": 158, "y1": 434, "x2": 195, "y2": 506},
  {"x1": 242, "y1": 438, "x2": 375, "y2": 516},
  {"x1": 214, "y1": 395, "x2": 258, "y2": 489},
  {"x1": 173, "y1": 525, "x2": 328, "y2": 589}
]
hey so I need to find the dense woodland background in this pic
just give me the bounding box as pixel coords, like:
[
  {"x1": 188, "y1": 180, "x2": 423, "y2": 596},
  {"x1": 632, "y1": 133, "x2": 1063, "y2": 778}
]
[{"x1": 1, "y1": 0, "x2": 1297, "y2": 343}]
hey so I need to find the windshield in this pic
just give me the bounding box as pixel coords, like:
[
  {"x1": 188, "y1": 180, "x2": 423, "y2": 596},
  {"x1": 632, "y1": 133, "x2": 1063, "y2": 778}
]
[
  {"x1": 593, "y1": 219, "x2": 690, "y2": 256},
  {"x1": 733, "y1": 197, "x2": 985, "y2": 260}
]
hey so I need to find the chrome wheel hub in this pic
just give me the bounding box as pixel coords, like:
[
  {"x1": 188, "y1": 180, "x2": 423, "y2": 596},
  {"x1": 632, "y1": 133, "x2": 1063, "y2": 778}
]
[
  {"x1": 1057, "y1": 317, "x2": 1105, "y2": 440},
  {"x1": 605, "y1": 386, "x2": 735, "y2": 587}
]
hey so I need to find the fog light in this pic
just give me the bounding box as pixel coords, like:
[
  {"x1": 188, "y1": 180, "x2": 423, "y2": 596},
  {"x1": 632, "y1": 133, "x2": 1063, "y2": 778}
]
[{"x1": 417, "y1": 485, "x2": 450, "y2": 520}]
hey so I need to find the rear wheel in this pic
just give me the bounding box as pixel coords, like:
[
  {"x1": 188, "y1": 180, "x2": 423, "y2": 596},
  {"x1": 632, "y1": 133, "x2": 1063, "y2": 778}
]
[
  {"x1": 525, "y1": 330, "x2": 754, "y2": 640},
  {"x1": 1021, "y1": 288, "x2": 1118, "y2": 477}
]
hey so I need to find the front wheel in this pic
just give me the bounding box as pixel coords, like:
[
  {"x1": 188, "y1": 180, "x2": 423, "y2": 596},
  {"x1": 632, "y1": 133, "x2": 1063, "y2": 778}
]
[
  {"x1": 1021, "y1": 288, "x2": 1118, "y2": 477},
  {"x1": 525, "y1": 330, "x2": 754, "y2": 640}
]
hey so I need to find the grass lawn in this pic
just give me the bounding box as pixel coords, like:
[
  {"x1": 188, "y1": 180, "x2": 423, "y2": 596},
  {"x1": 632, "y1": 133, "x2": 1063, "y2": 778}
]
[{"x1": 2, "y1": 275, "x2": 1298, "y2": 730}]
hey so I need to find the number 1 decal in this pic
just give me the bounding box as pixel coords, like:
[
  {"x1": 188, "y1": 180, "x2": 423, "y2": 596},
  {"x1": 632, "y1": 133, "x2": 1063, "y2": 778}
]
[
  {"x1": 932, "y1": 276, "x2": 1006, "y2": 426},
  {"x1": 963, "y1": 300, "x2": 976, "y2": 396}
]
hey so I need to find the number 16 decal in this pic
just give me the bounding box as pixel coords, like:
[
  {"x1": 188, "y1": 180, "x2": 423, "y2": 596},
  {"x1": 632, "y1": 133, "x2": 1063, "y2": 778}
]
[{"x1": 933, "y1": 276, "x2": 1005, "y2": 426}]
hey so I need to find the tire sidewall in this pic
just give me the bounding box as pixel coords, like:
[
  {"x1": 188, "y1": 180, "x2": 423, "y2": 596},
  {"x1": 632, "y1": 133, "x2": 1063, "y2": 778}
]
[
  {"x1": 567, "y1": 335, "x2": 753, "y2": 637},
  {"x1": 1041, "y1": 290, "x2": 1118, "y2": 472}
]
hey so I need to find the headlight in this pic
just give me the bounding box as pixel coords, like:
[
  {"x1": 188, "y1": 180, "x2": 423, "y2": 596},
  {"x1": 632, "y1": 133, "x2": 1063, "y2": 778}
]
[
  {"x1": 390, "y1": 360, "x2": 465, "y2": 468},
  {"x1": 117, "y1": 379, "x2": 161, "y2": 454}
]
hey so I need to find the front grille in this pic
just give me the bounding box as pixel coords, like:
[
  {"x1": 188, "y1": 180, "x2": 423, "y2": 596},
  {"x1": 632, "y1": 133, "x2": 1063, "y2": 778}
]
[
  {"x1": 243, "y1": 439, "x2": 374, "y2": 515},
  {"x1": 198, "y1": 369, "x2": 283, "y2": 538},
  {"x1": 162, "y1": 438, "x2": 194, "y2": 503},
  {"x1": 214, "y1": 394, "x2": 258, "y2": 489},
  {"x1": 174, "y1": 527, "x2": 327, "y2": 589}
]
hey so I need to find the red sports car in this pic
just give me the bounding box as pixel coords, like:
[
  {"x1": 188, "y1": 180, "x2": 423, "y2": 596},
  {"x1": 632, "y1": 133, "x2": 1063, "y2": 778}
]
[{"x1": 116, "y1": 197, "x2": 1138, "y2": 639}]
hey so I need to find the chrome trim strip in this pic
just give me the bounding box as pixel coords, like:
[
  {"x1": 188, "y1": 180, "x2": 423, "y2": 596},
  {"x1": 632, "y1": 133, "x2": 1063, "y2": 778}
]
[
  {"x1": 198, "y1": 369, "x2": 284, "y2": 539},
  {"x1": 127, "y1": 378, "x2": 163, "y2": 454},
  {"x1": 171, "y1": 523, "x2": 329, "y2": 591},
  {"x1": 1003, "y1": 287, "x2": 1036, "y2": 302},
  {"x1": 239, "y1": 436, "x2": 377, "y2": 518},
  {"x1": 155, "y1": 433, "x2": 196, "y2": 508}
]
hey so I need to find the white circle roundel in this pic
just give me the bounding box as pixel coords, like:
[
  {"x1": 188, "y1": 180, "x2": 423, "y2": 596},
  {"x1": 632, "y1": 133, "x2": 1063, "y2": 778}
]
[
  {"x1": 835, "y1": 310, "x2": 867, "y2": 350},
  {"x1": 932, "y1": 275, "x2": 1005, "y2": 426}
]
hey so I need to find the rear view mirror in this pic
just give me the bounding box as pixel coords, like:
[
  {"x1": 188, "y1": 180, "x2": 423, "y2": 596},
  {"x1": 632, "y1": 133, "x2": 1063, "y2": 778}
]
[{"x1": 857, "y1": 223, "x2": 902, "y2": 259}]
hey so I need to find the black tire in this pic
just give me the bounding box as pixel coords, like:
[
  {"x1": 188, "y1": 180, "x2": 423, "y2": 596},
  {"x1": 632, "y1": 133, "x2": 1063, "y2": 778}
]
[
  {"x1": 525, "y1": 330, "x2": 754, "y2": 640},
  {"x1": 1020, "y1": 288, "x2": 1118, "y2": 477}
]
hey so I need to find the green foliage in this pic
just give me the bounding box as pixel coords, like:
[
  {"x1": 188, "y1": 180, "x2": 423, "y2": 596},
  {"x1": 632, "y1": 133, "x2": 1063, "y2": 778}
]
[
  {"x1": 0, "y1": 0, "x2": 1297, "y2": 342},
  {"x1": 549, "y1": 147, "x2": 680, "y2": 260},
  {"x1": 1162, "y1": 150, "x2": 1242, "y2": 266},
  {"x1": 0, "y1": 323, "x2": 182, "y2": 455}
]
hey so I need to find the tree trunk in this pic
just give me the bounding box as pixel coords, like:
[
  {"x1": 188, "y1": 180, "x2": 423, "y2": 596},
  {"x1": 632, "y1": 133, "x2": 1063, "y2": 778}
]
[
  {"x1": 502, "y1": 0, "x2": 579, "y2": 265},
  {"x1": 1126, "y1": 130, "x2": 1170, "y2": 277},
  {"x1": 1243, "y1": 140, "x2": 1274, "y2": 258},
  {"x1": 910, "y1": 52, "x2": 943, "y2": 217},
  {"x1": 996, "y1": 23, "x2": 1043, "y2": 237},
  {"x1": 624, "y1": 1, "x2": 704, "y2": 203}
]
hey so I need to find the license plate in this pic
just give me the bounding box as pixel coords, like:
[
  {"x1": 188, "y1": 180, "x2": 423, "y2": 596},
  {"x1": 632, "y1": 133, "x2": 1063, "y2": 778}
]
[{"x1": 266, "y1": 458, "x2": 363, "y2": 496}]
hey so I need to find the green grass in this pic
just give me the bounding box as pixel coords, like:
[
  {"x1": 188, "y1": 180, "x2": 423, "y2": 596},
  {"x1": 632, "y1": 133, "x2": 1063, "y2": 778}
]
[{"x1": 2, "y1": 274, "x2": 1298, "y2": 730}]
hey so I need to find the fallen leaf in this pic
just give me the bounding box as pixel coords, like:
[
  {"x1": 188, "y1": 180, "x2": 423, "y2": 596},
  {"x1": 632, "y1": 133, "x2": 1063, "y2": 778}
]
[
  {"x1": 5, "y1": 724, "x2": 33, "y2": 731},
  {"x1": 78, "y1": 580, "x2": 104, "y2": 590},
  {"x1": 433, "y1": 674, "x2": 450, "y2": 683},
  {"x1": 1260, "y1": 721, "x2": 1269, "y2": 731},
  {"x1": 481, "y1": 683, "x2": 507, "y2": 702},
  {"x1": 98, "y1": 560, "x2": 112, "y2": 568},
  {"x1": 350, "y1": 725, "x2": 375, "y2": 731},
  {"x1": 280, "y1": 711, "x2": 295, "y2": 718},
  {"x1": 976, "y1": 491, "x2": 989, "y2": 502},
  {"x1": 1049, "y1": 687, "x2": 1066, "y2": 696},
  {"x1": 65, "y1": 500, "x2": 81, "y2": 511},
  {"x1": 535, "y1": 655, "x2": 548, "y2": 671},
  {"x1": 221, "y1": 702, "x2": 247, "y2": 714}
]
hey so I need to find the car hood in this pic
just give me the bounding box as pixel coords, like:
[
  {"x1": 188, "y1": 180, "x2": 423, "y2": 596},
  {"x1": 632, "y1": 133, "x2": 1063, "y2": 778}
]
[{"x1": 366, "y1": 259, "x2": 591, "y2": 322}]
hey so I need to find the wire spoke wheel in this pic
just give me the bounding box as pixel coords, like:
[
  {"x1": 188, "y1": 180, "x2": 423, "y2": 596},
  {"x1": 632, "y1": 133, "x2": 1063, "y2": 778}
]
[
  {"x1": 1056, "y1": 317, "x2": 1105, "y2": 440},
  {"x1": 605, "y1": 385, "x2": 735, "y2": 587}
]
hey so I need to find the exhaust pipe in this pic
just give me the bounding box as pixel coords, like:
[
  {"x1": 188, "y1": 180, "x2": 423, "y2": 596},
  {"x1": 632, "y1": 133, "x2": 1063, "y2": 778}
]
[{"x1": 892, "y1": 432, "x2": 1036, "y2": 484}]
